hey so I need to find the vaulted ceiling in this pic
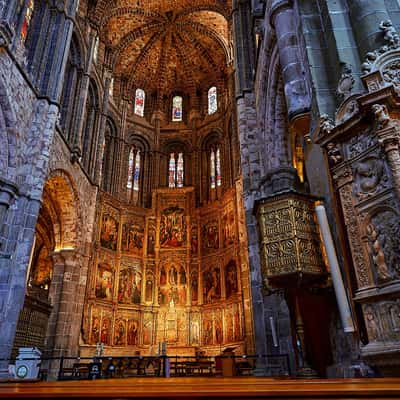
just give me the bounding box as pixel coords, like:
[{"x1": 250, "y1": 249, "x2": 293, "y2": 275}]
[{"x1": 95, "y1": 0, "x2": 231, "y2": 100}]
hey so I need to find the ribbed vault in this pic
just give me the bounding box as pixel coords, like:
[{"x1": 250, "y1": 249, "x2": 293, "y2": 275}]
[{"x1": 96, "y1": 0, "x2": 231, "y2": 99}]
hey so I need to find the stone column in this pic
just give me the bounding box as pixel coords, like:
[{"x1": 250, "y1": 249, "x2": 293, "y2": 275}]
[
  {"x1": 71, "y1": 26, "x2": 97, "y2": 160},
  {"x1": 0, "y1": 179, "x2": 18, "y2": 241},
  {"x1": 189, "y1": 109, "x2": 201, "y2": 204},
  {"x1": 94, "y1": 70, "x2": 112, "y2": 186},
  {"x1": 270, "y1": 0, "x2": 310, "y2": 120},
  {"x1": 151, "y1": 111, "x2": 163, "y2": 189},
  {"x1": 348, "y1": 0, "x2": 390, "y2": 60},
  {"x1": 47, "y1": 249, "x2": 81, "y2": 376}
]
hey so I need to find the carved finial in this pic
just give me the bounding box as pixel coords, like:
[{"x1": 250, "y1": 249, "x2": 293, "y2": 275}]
[
  {"x1": 379, "y1": 20, "x2": 400, "y2": 47},
  {"x1": 372, "y1": 104, "x2": 390, "y2": 129},
  {"x1": 337, "y1": 63, "x2": 355, "y2": 101},
  {"x1": 319, "y1": 114, "x2": 335, "y2": 135}
]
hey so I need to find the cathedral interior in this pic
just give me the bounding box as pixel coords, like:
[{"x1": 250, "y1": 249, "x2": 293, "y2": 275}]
[{"x1": 1, "y1": 0, "x2": 400, "y2": 382}]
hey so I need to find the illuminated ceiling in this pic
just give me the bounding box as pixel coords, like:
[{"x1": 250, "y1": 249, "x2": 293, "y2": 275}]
[{"x1": 95, "y1": 0, "x2": 231, "y2": 99}]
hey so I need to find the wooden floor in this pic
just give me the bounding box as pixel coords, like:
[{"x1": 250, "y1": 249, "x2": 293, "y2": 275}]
[{"x1": 1, "y1": 377, "x2": 400, "y2": 399}]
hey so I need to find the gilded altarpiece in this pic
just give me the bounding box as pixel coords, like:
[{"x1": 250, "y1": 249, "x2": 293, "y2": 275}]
[
  {"x1": 81, "y1": 186, "x2": 253, "y2": 356},
  {"x1": 317, "y1": 43, "x2": 400, "y2": 373}
]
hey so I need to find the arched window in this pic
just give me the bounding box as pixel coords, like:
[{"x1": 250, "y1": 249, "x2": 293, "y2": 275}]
[
  {"x1": 168, "y1": 152, "x2": 184, "y2": 188},
  {"x1": 172, "y1": 96, "x2": 183, "y2": 121},
  {"x1": 127, "y1": 147, "x2": 141, "y2": 204},
  {"x1": 134, "y1": 89, "x2": 145, "y2": 117},
  {"x1": 60, "y1": 34, "x2": 82, "y2": 144},
  {"x1": 208, "y1": 86, "x2": 218, "y2": 115},
  {"x1": 210, "y1": 146, "x2": 222, "y2": 188}
]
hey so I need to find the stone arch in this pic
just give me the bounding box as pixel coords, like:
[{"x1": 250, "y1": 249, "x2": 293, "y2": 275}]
[
  {"x1": 0, "y1": 77, "x2": 18, "y2": 182},
  {"x1": 41, "y1": 170, "x2": 81, "y2": 250},
  {"x1": 262, "y1": 45, "x2": 290, "y2": 172}
]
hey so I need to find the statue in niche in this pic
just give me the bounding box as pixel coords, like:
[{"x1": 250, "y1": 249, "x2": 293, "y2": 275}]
[
  {"x1": 179, "y1": 266, "x2": 187, "y2": 284},
  {"x1": 191, "y1": 273, "x2": 198, "y2": 303},
  {"x1": 190, "y1": 320, "x2": 200, "y2": 345},
  {"x1": 143, "y1": 316, "x2": 152, "y2": 345},
  {"x1": 326, "y1": 143, "x2": 343, "y2": 167},
  {"x1": 169, "y1": 266, "x2": 178, "y2": 285},
  {"x1": 203, "y1": 319, "x2": 213, "y2": 345},
  {"x1": 368, "y1": 211, "x2": 400, "y2": 280},
  {"x1": 367, "y1": 223, "x2": 392, "y2": 281},
  {"x1": 145, "y1": 278, "x2": 153, "y2": 302},
  {"x1": 191, "y1": 226, "x2": 198, "y2": 254},
  {"x1": 160, "y1": 266, "x2": 167, "y2": 285},
  {"x1": 365, "y1": 307, "x2": 380, "y2": 342},
  {"x1": 354, "y1": 158, "x2": 384, "y2": 196},
  {"x1": 147, "y1": 225, "x2": 155, "y2": 255}
]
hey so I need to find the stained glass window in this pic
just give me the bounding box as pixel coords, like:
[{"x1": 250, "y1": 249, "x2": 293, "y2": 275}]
[
  {"x1": 208, "y1": 86, "x2": 217, "y2": 115},
  {"x1": 216, "y1": 148, "x2": 222, "y2": 187},
  {"x1": 127, "y1": 149, "x2": 134, "y2": 190},
  {"x1": 109, "y1": 78, "x2": 114, "y2": 98},
  {"x1": 133, "y1": 151, "x2": 141, "y2": 191},
  {"x1": 172, "y1": 96, "x2": 183, "y2": 121},
  {"x1": 169, "y1": 153, "x2": 176, "y2": 188},
  {"x1": 127, "y1": 148, "x2": 141, "y2": 204},
  {"x1": 134, "y1": 89, "x2": 145, "y2": 117},
  {"x1": 93, "y1": 36, "x2": 99, "y2": 63},
  {"x1": 177, "y1": 152, "x2": 184, "y2": 187},
  {"x1": 21, "y1": 0, "x2": 34, "y2": 43},
  {"x1": 210, "y1": 149, "x2": 216, "y2": 189}
]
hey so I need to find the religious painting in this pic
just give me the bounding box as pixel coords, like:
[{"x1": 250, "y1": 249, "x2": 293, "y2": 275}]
[
  {"x1": 169, "y1": 286, "x2": 179, "y2": 306},
  {"x1": 100, "y1": 214, "x2": 119, "y2": 251},
  {"x1": 114, "y1": 318, "x2": 126, "y2": 346},
  {"x1": 100, "y1": 316, "x2": 111, "y2": 345},
  {"x1": 127, "y1": 319, "x2": 139, "y2": 345},
  {"x1": 143, "y1": 313, "x2": 153, "y2": 345},
  {"x1": 121, "y1": 222, "x2": 144, "y2": 255},
  {"x1": 160, "y1": 266, "x2": 167, "y2": 285},
  {"x1": 222, "y1": 211, "x2": 235, "y2": 247},
  {"x1": 201, "y1": 221, "x2": 219, "y2": 254},
  {"x1": 203, "y1": 316, "x2": 213, "y2": 345},
  {"x1": 225, "y1": 309, "x2": 234, "y2": 343},
  {"x1": 118, "y1": 266, "x2": 142, "y2": 305},
  {"x1": 147, "y1": 221, "x2": 156, "y2": 256},
  {"x1": 158, "y1": 287, "x2": 169, "y2": 306},
  {"x1": 179, "y1": 266, "x2": 187, "y2": 285},
  {"x1": 225, "y1": 260, "x2": 238, "y2": 299},
  {"x1": 95, "y1": 263, "x2": 113, "y2": 301},
  {"x1": 178, "y1": 286, "x2": 187, "y2": 305},
  {"x1": 215, "y1": 317, "x2": 223, "y2": 344},
  {"x1": 177, "y1": 315, "x2": 187, "y2": 345},
  {"x1": 190, "y1": 271, "x2": 198, "y2": 304},
  {"x1": 203, "y1": 267, "x2": 221, "y2": 304},
  {"x1": 90, "y1": 313, "x2": 101, "y2": 344},
  {"x1": 190, "y1": 313, "x2": 200, "y2": 345},
  {"x1": 160, "y1": 206, "x2": 186, "y2": 247},
  {"x1": 233, "y1": 304, "x2": 242, "y2": 341},
  {"x1": 191, "y1": 225, "x2": 198, "y2": 255},
  {"x1": 145, "y1": 277, "x2": 153, "y2": 303}
]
